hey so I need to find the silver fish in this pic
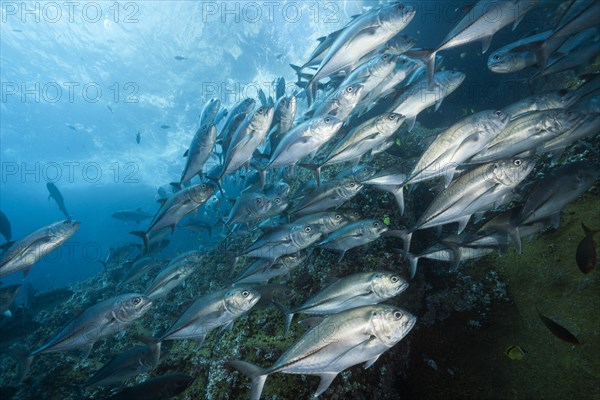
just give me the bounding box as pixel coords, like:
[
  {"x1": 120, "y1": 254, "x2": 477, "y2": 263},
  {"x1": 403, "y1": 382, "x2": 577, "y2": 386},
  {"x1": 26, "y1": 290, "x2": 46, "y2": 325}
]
[
  {"x1": 130, "y1": 182, "x2": 216, "y2": 252},
  {"x1": 307, "y1": 3, "x2": 416, "y2": 103},
  {"x1": 407, "y1": 110, "x2": 510, "y2": 186},
  {"x1": 144, "y1": 251, "x2": 203, "y2": 300},
  {"x1": 291, "y1": 178, "x2": 363, "y2": 216},
  {"x1": 502, "y1": 89, "x2": 579, "y2": 120},
  {"x1": 308, "y1": 83, "x2": 364, "y2": 121},
  {"x1": 390, "y1": 70, "x2": 466, "y2": 131},
  {"x1": 158, "y1": 287, "x2": 259, "y2": 346},
  {"x1": 470, "y1": 110, "x2": 584, "y2": 162},
  {"x1": 487, "y1": 30, "x2": 552, "y2": 73},
  {"x1": 229, "y1": 304, "x2": 416, "y2": 399},
  {"x1": 220, "y1": 106, "x2": 274, "y2": 177},
  {"x1": 241, "y1": 223, "x2": 322, "y2": 262},
  {"x1": 199, "y1": 98, "x2": 221, "y2": 128},
  {"x1": 317, "y1": 219, "x2": 388, "y2": 261},
  {"x1": 266, "y1": 115, "x2": 343, "y2": 170},
  {"x1": 0, "y1": 220, "x2": 80, "y2": 278},
  {"x1": 404, "y1": 158, "x2": 535, "y2": 251},
  {"x1": 418, "y1": 0, "x2": 539, "y2": 82},
  {"x1": 173, "y1": 124, "x2": 217, "y2": 188},
  {"x1": 234, "y1": 253, "x2": 307, "y2": 285},
  {"x1": 284, "y1": 271, "x2": 409, "y2": 336},
  {"x1": 226, "y1": 192, "x2": 272, "y2": 226},
  {"x1": 306, "y1": 113, "x2": 405, "y2": 184},
  {"x1": 85, "y1": 335, "x2": 161, "y2": 388},
  {"x1": 21, "y1": 293, "x2": 152, "y2": 379}
]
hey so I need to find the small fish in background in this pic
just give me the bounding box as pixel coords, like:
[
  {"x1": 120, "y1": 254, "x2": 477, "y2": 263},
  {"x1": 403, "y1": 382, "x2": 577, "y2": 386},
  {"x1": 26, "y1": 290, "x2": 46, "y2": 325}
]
[
  {"x1": 66, "y1": 124, "x2": 77, "y2": 131},
  {"x1": 505, "y1": 345, "x2": 526, "y2": 360},
  {"x1": 136, "y1": 131, "x2": 141, "y2": 144},
  {"x1": 174, "y1": 55, "x2": 186, "y2": 61},
  {"x1": 46, "y1": 183, "x2": 71, "y2": 220},
  {"x1": 0, "y1": 210, "x2": 12, "y2": 242},
  {"x1": 537, "y1": 309, "x2": 580, "y2": 345},
  {"x1": 576, "y1": 222, "x2": 599, "y2": 274},
  {"x1": 160, "y1": 125, "x2": 170, "y2": 129},
  {"x1": 106, "y1": 105, "x2": 113, "y2": 113}
]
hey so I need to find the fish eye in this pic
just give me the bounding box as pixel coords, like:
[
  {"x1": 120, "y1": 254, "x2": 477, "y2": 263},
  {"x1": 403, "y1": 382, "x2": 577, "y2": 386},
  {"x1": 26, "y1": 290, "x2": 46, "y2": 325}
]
[
  {"x1": 335, "y1": 214, "x2": 342, "y2": 220},
  {"x1": 396, "y1": 3, "x2": 404, "y2": 9},
  {"x1": 133, "y1": 297, "x2": 141, "y2": 305},
  {"x1": 256, "y1": 198, "x2": 262, "y2": 204},
  {"x1": 495, "y1": 110, "x2": 502, "y2": 116},
  {"x1": 275, "y1": 198, "x2": 282, "y2": 204},
  {"x1": 242, "y1": 290, "x2": 250, "y2": 297},
  {"x1": 304, "y1": 226, "x2": 312, "y2": 233},
  {"x1": 201, "y1": 183, "x2": 207, "y2": 189},
  {"x1": 258, "y1": 107, "x2": 264, "y2": 114},
  {"x1": 394, "y1": 310, "x2": 403, "y2": 319},
  {"x1": 493, "y1": 55, "x2": 500, "y2": 60},
  {"x1": 513, "y1": 159, "x2": 522, "y2": 166},
  {"x1": 391, "y1": 276, "x2": 399, "y2": 283},
  {"x1": 349, "y1": 182, "x2": 356, "y2": 187},
  {"x1": 346, "y1": 86, "x2": 353, "y2": 93},
  {"x1": 63, "y1": 220, "x2": 70, "y2": 224},
  {"x1": 325, "y1": 117, "x2": 331, "y2": 123},
  {"x1": 374, "y1": 222, "x2": 380, "y2": 227},
  {"x1": 388, "y1": 114, "x2": 396, "y2": 120}
]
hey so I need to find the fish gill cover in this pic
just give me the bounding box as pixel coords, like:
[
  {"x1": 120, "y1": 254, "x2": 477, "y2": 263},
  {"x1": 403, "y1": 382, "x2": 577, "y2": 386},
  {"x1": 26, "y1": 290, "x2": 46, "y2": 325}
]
[{"x1": 0, "y1": 1, "x2": 599, "y2": 399}]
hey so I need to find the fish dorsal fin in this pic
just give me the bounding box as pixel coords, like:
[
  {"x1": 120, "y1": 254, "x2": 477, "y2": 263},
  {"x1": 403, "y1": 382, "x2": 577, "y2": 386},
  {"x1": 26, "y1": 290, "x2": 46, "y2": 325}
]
[
  {"x1": 183, "y1": 149, "x2": 189, "y2": 157},
  {"x1": 157, "y1": 198, "x2": 167, "y2": 205}
]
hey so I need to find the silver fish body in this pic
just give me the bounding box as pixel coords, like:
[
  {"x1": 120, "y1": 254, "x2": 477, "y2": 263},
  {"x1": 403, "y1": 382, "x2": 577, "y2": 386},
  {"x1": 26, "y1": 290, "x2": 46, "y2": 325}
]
[{"x1": 0, "y1": 220, "x2": 80, "y2": 278}]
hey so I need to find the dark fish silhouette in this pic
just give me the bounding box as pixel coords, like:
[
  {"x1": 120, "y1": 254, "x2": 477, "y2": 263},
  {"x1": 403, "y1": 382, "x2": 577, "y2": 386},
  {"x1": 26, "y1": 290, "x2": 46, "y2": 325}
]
[
  {"x1": 0, "y1": 210, "x2": 11, "y2": 241},
  {"x1": 106, "y1": 105, "x2": 113, "y2": 113},
  {"x1": 160, "y1": 125, "x2": 170, "y2": 129},
  {"x1": 136, "y1": 131, "x2": 141, "y2": 144},
  {"x1": 576, "y1": 222, "x2": 599, "y2": 274},
  {"x1": 46, "y1": 183, "x2": 71, "y2": 220},
  {"x1": 66, "y1": 124, "x2": 77, "y2": 131},
  {"x1": 105, "y1": 373, "x2": 194, "y2": 400},
  {"x1": 537, "y1": 310, "x2": 580, "y2": 345},
  {"x1": 174, "y1": 55, "x2": 186, "y2": 61}
]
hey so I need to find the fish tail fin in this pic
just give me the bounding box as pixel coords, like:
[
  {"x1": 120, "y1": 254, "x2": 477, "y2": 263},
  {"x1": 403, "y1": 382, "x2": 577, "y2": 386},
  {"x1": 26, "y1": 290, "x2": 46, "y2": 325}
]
[
  {"x1": 227, "y1": 360, "x2": 269, "y2": 400},
  {"x1": 132, "y1": 335, "x2": 161, "y2": 363},
  {"x1": 406, "y1": 49, "x2": 436, "y2": 85},
  {"x1": 298, "y1": 163, "x2": 322, "y2": 185},
  {"x1": 97, "y1": 260, "x2": 107, "y2": 271},
  {"x1": 129, "y1": 231, "x2": 149, "y2": 254},
  {"x1": 393, "y1": 248, "x2": 419, "y2": 279},
  {"x1": 7, "y1": 347, "x2": 33, "y2": 382}
]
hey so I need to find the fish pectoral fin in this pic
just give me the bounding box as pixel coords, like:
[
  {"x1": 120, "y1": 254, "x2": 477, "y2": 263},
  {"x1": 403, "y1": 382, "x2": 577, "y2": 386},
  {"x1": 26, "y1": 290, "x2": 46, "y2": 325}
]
[
  {"x1": 456, "y1": 216, "x2": 471, "y2": 234},
  {"x1": 194, "y1": 336, "x2": 206, "y2": 350},
  {"x1": 406, "y1": 115, "x2": 417, "y2": 132},
  {"x1": 314, "y1": 373, "x2": 338, "y2": 398},
  {"x1": 363, "y1": 355, "x2": 380, "y2": 369},
  {"x1": 298, "y1": 316, "x2": 324, "y2": 330},
  {"x1": 80, "y1": 343, "x2": 94, "y2": 359},
  {"x1": 480, "y1": 35, "x2": 494, "y2": 54}
]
